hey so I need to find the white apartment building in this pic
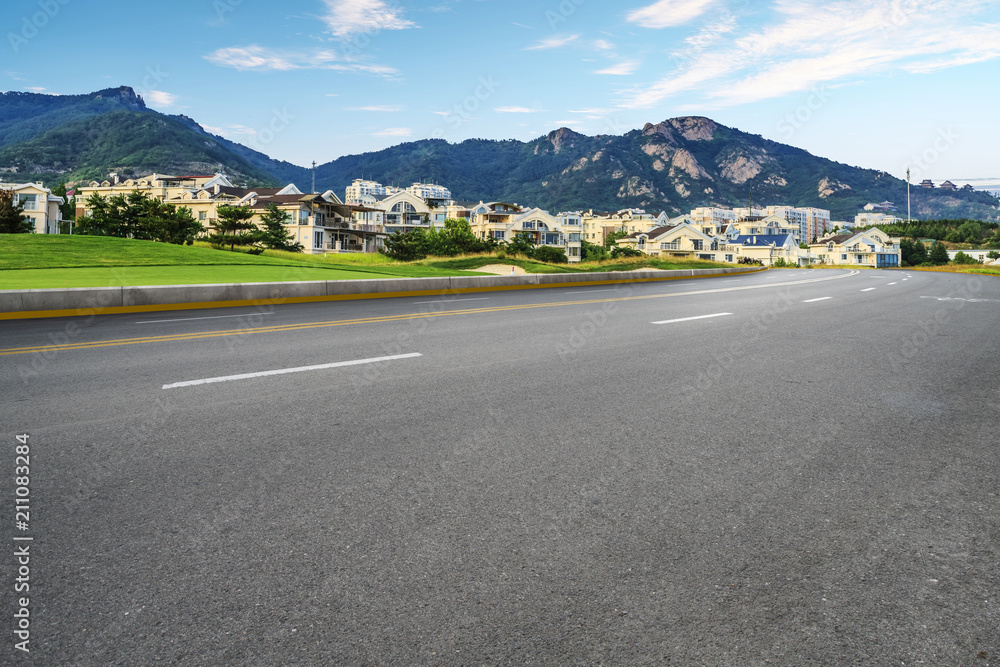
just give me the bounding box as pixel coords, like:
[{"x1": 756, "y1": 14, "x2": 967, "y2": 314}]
[
  {"x1": 690, "y1": 207, "x2": 737, "y2": 233},
  {"x1": 854, "y1": 212, "x2": 900, "y2": 227},
  {"x1": 345, "y1": 179, "x2": 451, "y2": 205},
  {"x1": 406, "y1": 182, "x2": 451, "y2": 201},
  {"x1": 6, "y1": 182, "x2": 65, "y2": 234}
]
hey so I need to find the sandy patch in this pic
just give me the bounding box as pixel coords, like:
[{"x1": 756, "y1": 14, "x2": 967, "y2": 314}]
[{"x1": 474, "y1": 264, "x2": 531, "y2": 275}]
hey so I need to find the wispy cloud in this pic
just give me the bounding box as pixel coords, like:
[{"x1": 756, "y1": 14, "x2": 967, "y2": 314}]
[
  {"x1": 623, "y1": 0, "x2": 1000, "y2": 109},
  {"x1": 146, "y1": 90, "x2": 178, "y2": 107},
  {"x1": 27, "y1": 86, "x2": 46, "y2": 92},
  {"x1": 627, "y1": 0, "x2": 716, "y2": 28},
  {"x1": 495, "y1": 106, "x2": 540, "y2": 113},
  {"x1": 372, "y1": 127, "x2": 412, "y2": 137},
  {"x1": 322, "y1": 0, "x2": 417, "y2": 38},
  {"x1": 350, "y1": 105, "x2": 403, "y2": 111},
  {"x1": 204, "y1": 45, "x2": 397, "y2": 76},
  {"x1": 594, "y1": 39, "x2": 615, "y2": 51},
  {"x1": 595, "y1": 61, "x2": 639, "y2": 75},
  {"x1": 525, "y1": 33, "x2": 579, "y2": 50}
]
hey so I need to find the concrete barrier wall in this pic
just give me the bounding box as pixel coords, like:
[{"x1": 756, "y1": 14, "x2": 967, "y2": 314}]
[{"x1": 0, "y1": 267, "x2": 763, "y2": 319}]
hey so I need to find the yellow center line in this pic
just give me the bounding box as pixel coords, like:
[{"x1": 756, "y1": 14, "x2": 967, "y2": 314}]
[{"x1": 0, "y1": 270, "x2": 857, "y2": 356}]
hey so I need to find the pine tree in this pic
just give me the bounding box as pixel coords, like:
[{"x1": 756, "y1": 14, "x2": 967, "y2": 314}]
[
  {"x1": 210, "y1": 205, "x2": 258, "y2": 252},
  {"x1": 0, "y1": 188, "x2": 33, "y2": 234},
  {"x1": 258, "y1": 203, "x2": 302, "y2": 252},
  {"x1": 928, "y1": 240, "x2": 949, "y2": 265}
]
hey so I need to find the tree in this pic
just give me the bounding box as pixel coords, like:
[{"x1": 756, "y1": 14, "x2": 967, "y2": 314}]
[
  {"x1": 987, "y1": 250, "x2": 1000, "y2": 260},
  {"x1": 604, "y1": 229, "x2": 629, "y2": 249},
  {"x1": 505, "y1": 232, "x2": 536, "y2": 256},
  {"x1": 952, "y1": 251, "x2": 980, "y2": 265},
  {"x1": 0, "y1": 188, "x2": 33, "y2": 233},
  {"x1": 610, "y1": 245, "x2": 643, "y2": 259},
  {"x1": 75, "y1": 191, "x2": 202, "y2": 243},
  {"x1": 581, "y1": 239, "x2": 607, "y2": 261},
  {"x1": 928, "y1": 240, "x2": 949, "y2": 265},
  {"x1": 533, "y1": 246, "x2": 569, "y2": 263},
  {"x1": 380, "y1": 229, "x2": 428, "y2": 261},
  {"x1": 51, "y1": 182, "x2": 76, "y2": 222},
  {"x1": 258, "y1": 203, "x2": 302, "y2": 252},
  {"x1": 908, "y1": 239, "x2": 928, "y2": 265},
  {"x1": 210, "y1": 205, "x2": 258, "y2": 251}
]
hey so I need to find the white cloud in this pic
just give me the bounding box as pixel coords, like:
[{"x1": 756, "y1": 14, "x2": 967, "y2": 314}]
[
  {"x1": 525, "y1": 34, "x2": 579, "y2": 50},
  {"x1": 627, "y1": 0, "x2": 716, "y2": 29},
  {"x1": 146, "y1": 90, "x2": 178, "y2": 107},
  {"x1": 372, "y1": 127, "x2": 412, "y2": 137},
  {"x1": 495, "y1": 106, "x2": 540, "y2": 113},
  {"x1": 595, "y1": 61, "x2": 639, "y2": 75},
  {"x1": 204, "y1": 45, "x2": 397, "y2": 76},
  {"x1": 322, "y1": 0, "x2": 416, "y2": 38},
  {"x1": 27, "y1": 86, "x2": 46, "y2": 92},
  {"x1": 622, "y1": 0, "x2": 1000, "y2": 109},
  {"x1": 594, "y1": 39, "x2": 615, "y2": 50},
  {"x1": 350, "y1": 105, "x2": 403, "y2": 111}
]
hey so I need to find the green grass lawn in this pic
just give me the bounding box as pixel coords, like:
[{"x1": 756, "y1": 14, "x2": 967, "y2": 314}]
[
  {"x1": 0, "y1": 236, "x2": 488, "y2": 288},
  {"x1": 0, "y1": 236, "x2": 743, "y2": 290}
]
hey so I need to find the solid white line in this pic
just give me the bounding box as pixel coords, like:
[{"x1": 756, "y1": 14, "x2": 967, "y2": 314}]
[
  {"x1": 564, "y1": 289, "x2": 617, "y2": 294},
  {"x1": 861, "y1": 288, "x2": 876, "y2": 292},
  {"x1": 803, "y1": 297, "x2": 833, "y2": 302},
  {"x1": 136, "y1": 313, "x2": 272, "y2": 324},
  {"x1": 163, "y1": 353, "x2": 423, "y2": 389},
  {"x1": 652, "y1": 312, "x2": 733, "y2": 325},
  {"x1": 888, "y1": 282, "x2": 898, "y2": 285},
  {"x1": 412, "y1": 297, "x2": 490, "y2": 304}
]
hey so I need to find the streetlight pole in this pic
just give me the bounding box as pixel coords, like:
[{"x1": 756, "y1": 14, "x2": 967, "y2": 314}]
[{"x1": 906, "y1": 167, "x2": 911, "y2": 224}]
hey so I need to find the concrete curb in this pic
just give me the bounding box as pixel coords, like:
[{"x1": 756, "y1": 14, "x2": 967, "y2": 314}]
[{"x1": 0, "y1": 267, "x2": 765, "y2": 320}]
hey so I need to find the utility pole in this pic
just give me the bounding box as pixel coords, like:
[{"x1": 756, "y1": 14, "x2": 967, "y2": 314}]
[
  {"x1": 906, "y1": 167, "x2": 911, "y2": 224},
  {"x1": 312, "y1": 161, "x2": 317, "y2": 194}
]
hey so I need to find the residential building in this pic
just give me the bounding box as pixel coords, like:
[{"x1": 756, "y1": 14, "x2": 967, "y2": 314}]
[
  {"x1": 6, "y1": 182, "x2": 65, "y2": 234},
  {"x1": 854, "y1": 212, "x2": 900, "y2": 227},
  {"x1": 864, "y1": 201, "x2": 897, "y2": 212},
  {"x1": 468, "y1": 201, "x2": 524, "y2": 241},
  {"x1": 809, "y1": 228, "x2": 901, "y2": 267},
  {"x1": 690, "y1": 207, "x2": 736, "y2": 234}
]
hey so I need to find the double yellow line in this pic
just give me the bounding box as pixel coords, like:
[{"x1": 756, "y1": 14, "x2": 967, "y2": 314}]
[{"x1": 0, "y1": 270, "x2": 857, "y2": 357}]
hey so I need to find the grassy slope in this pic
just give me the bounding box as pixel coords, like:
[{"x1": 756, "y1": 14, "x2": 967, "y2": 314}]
[{"x1": 0, "y1": 236, "x2": 489, "y2": 289}]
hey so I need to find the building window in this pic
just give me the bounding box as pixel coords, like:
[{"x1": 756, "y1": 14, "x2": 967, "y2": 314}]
[
  {"x1": 568, "y1": 233, "x2": 580, "y2": 242},
  {"x1": 693, "y1": 240, "x2": 703, "y2": 250},
  {"x1": 725, "y1": 254, "x2": 733, "y2": 262},
  {"x1": 198, "y1": 211, "x2": 206, "y2": 221},
  {"x1": 841, "y1": 254, "x2": 847, "y2": 261},
  {"x1": 567, "y1": 247, "x2": 579, "y2": 257},
  {"x1": 492, "y1": 230, "x2": 505, "y2": 240}
]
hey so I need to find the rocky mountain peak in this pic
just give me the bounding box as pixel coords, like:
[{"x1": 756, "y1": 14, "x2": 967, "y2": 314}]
[
  {"x1": 668, "y1": 116, "x2": 718, "y2": 141},
  {"x1": 92, "y1": 86, "x2": 146, "y2": 111},
  {"x1": 547, "y1": 127, "x2": 582, "y2": 153}
]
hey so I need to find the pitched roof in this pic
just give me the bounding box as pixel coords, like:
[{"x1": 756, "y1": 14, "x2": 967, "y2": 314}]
[
  {"x1": 733, "y1": 234, "x2": 794, "y2": 247},
  {"x1": 626, "y1": 224, "x2": 675, "y2": 239}
]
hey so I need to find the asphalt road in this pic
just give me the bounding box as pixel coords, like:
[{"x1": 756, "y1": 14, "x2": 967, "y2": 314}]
[{"x1": 2, "y1": 268, "x2": 998, "y2": 665}]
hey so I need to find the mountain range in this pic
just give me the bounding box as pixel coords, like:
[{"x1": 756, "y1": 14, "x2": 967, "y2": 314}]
[{"x1": 1, "y1": 87, "x2": 996, "y2": 222}]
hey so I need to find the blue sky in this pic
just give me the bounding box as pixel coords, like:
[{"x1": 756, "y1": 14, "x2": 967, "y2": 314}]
[{"x1": 5, "y1": 0, "x2": 1000, "y2": 186}]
